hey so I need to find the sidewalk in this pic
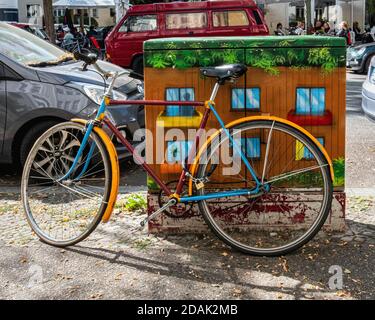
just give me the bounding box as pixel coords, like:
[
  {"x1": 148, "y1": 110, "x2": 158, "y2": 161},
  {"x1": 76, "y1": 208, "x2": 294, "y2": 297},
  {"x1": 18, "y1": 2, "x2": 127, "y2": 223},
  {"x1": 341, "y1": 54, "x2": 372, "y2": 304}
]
[{"x1": 0, "y1": 171, "x2": 374, "y2": 300}]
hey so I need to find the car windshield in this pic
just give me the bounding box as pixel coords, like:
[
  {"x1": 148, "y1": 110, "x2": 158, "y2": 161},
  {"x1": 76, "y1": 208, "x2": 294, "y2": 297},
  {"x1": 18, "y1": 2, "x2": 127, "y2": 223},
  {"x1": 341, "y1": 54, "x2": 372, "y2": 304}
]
[{"x1": 0, "y1": 22, "x2": 70, "y2": 66}]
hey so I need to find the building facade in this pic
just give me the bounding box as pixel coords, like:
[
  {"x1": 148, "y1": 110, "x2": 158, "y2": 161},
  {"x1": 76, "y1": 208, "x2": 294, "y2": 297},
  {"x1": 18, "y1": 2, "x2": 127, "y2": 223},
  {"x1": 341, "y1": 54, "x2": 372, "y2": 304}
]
[{"x1": 260, "y1": 0, "x2": 371, "y2": 33}]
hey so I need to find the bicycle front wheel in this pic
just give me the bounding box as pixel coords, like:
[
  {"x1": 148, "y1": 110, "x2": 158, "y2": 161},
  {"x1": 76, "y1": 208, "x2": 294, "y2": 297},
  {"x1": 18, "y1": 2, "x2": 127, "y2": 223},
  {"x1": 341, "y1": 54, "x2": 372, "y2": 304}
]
[
  {"x1": 21, "y1": 122, "x2": 112, "y2": 247},
  {"x1": 196, "y1": 120, "x2": 333, "y2": 256}
]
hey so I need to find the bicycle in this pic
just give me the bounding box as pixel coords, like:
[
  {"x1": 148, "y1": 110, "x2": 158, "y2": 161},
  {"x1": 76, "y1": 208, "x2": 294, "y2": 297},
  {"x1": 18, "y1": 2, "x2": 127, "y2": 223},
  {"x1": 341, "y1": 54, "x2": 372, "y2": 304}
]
[{"x1": 21, "y1": 52, "x2": 334, "y2": 256}]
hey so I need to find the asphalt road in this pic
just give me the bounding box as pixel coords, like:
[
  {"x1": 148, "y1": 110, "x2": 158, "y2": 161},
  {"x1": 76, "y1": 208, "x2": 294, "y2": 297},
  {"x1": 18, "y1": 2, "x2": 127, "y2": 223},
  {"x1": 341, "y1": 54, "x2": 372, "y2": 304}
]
[{"x1": 346, "y1": 72, "x2": 375, "y2": 191}]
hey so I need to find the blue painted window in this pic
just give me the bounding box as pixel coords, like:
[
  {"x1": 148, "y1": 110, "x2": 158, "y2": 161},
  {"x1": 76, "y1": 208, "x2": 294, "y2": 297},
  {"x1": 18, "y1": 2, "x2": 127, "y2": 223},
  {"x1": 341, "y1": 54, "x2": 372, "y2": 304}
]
[
  {"x1": 304, "y1": 137, "x2": 324, "y2": 160},
  {"x1": 233, "y1": 137, "x2": 261, "y2": 158},
  {"x1": 165, "y1": 88, "x2": 195, "y2": 116},
  {"x1": 232, "y1": 88, "x2": 260, "y2": 110},
  {"x1": 296, "y1": 88, "x2": 325, "y2": 115},
  {"x1": 167, "y1": 141, "x2": 193, "y2": 163}
]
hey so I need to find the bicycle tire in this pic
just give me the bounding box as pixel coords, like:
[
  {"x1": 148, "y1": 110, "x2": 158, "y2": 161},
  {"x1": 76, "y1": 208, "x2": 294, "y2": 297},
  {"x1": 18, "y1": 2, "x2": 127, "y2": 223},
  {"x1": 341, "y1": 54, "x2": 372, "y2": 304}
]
[
  {"x1": 196, "y1": 119, "x2": 333, "y2": 256},
  {"x1": 21, "y1": 122, "x2": 112, "y2": 247}
]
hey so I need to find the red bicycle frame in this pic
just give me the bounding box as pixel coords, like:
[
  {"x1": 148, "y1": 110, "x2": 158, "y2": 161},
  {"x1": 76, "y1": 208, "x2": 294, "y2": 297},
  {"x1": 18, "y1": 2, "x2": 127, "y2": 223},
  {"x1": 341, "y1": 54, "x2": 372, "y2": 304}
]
[{"x1": 107, "y1": 98, "x2": 210, "y2": 197}]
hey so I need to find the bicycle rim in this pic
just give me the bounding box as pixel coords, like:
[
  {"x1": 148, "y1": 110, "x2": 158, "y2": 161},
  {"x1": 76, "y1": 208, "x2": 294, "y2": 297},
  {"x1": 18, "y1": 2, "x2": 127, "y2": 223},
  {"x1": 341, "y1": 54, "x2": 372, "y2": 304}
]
[
  {"x1": 196, "y1": 120, "x2": 333, "y2": 256},
  {"x1": 21, "y1": 122, "x2": 112, "y2": 247}
]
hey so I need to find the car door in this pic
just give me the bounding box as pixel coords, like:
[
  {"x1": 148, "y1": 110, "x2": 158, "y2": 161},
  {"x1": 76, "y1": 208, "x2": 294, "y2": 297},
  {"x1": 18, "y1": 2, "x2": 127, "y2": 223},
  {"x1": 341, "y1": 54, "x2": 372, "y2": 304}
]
[
  {"x1": 112, "y1": 14, "x2": 159, "y2": 67},
  {"x1": 0, "y1": 63, "x2": 6, "y2": 153}
]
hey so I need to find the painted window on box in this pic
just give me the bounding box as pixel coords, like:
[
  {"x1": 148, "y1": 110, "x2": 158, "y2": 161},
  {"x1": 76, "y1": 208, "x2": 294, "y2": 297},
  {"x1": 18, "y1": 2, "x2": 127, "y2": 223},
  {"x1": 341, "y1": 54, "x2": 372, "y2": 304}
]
[
  {"x1": 296, "y1": 88, "x2": 325, "y2": 115},
  {"x1": 167, "y1": 141, "x2": 193, "y2": 163},
  {"x1": 233, "y1": 137, "x2": 261, "y2": 158},
  {"x1": 232, "y1": 88, "x2": 260, "y2": 110},
  {"x1": 296, "y1": 137, "x2": 324, "y2": 160},
  {"x1": 165, "y1": 88, "x2": 195, "y2": 117}
]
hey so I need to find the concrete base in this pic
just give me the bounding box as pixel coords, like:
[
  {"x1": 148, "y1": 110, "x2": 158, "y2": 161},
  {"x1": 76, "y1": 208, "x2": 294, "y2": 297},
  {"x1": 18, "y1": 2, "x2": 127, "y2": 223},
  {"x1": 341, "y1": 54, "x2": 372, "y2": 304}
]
[{"x1": 148, "y1": 192, "x2": 346, "y2": 234}]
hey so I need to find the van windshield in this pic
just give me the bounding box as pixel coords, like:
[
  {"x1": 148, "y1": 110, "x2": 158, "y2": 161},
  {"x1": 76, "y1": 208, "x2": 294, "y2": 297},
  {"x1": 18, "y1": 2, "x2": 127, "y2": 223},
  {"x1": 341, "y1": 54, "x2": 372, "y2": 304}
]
[{"x1": 0, "y1": 22, "x2": 70, "y2": 66}]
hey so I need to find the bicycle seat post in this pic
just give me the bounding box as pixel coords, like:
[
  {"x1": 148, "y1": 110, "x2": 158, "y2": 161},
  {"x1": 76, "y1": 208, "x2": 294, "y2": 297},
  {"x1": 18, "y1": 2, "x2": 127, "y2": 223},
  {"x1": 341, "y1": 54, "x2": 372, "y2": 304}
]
[{"x1": 209, "y1": 82, "x2": 221, "y2": 102}]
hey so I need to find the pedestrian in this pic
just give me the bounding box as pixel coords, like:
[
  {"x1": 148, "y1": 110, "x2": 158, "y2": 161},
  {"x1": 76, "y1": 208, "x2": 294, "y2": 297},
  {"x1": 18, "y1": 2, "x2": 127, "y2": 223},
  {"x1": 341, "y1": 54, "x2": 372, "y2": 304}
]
[
  {"x1": 274, "y1": 23, "x2": 285, "y2": 36},
  {"x1": 295, "y1": 21, "x2": 305, "y2": 35},
  {"x1": 337, "y1": 21, "x2": 352, "y2": 45},
  {"x1": 87, "y1": 25, "x2": 97, "y2": 37},
  {"x1": 313, "y1": 21, "x2": 324, "y2": 34},
  {"x1": 63, "y1": 27, "x2": 74, "y2": 46},
  {"x1": 323, "y1": 22, "x2": 334, "y2": 35},
  {"x1": 353, "y1": 21, "x2": 362, "y2": 41}
]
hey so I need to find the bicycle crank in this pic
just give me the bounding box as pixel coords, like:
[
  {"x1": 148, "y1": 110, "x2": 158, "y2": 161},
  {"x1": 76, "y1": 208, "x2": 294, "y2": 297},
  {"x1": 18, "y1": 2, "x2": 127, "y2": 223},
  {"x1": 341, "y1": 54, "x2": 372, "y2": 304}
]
[{"x1": 139, "y1": 198, "x2": 177, "y2": 228}]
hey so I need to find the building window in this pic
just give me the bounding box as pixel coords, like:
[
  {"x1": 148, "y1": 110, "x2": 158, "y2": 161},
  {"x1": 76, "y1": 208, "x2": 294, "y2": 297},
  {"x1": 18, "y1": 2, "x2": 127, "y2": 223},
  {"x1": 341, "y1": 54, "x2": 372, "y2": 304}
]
[
  {"x1": 213, "y1": 10, "x2": 249, "y2": 27},
  {"x1": 167, "y1": 141, "x2": 193, "y2": 163},
  {"x1": 27, "y1": 4, "x2": 41, "y2": 18},
  {"x1": 54, "y1": 9, "x2": 64, "y2": 17},
  {"x1": 92, "y1": 8, "x2": 98, "y2": 18},
  {"x1": 296, "y1": 7, "x2": 305, "y2": 21},
  {"x1": 234, "y1": 137, "x2": 261, "y2": 159},
  {"x1": 296, "y1": 88, "x2": 325, "y2": 115},
  {"x1": 166, "y1": 12, "x2": 207, "y2": 30},
  {"x1": 165, "y1": 88, "x2": 196, "y2": 116},
  {"x1": 296, "y1": 137, "x2": 324, "y2": 160},
  {"x1": 110, "y1": 8, "x2": 116, "y2": 17},
  {"x1": 232, "y1": 88, "x2": 260, "y2": 110}
]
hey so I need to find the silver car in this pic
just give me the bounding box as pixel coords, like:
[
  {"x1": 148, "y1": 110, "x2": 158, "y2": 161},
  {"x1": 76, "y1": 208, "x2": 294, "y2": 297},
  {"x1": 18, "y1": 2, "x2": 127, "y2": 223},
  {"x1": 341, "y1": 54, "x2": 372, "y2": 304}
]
[
  {"x1": 362, "y1": 56, "x2": 375, "y2": 119},
  {"x1": 0, "y1": 22, "x2": 144, "y2": 166}
]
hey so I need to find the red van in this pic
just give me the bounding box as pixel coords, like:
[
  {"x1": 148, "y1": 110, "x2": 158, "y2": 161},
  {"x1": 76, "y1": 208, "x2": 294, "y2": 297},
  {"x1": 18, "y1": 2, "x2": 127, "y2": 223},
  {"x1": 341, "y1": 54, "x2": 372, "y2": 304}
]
[{"x1": 105, "y1": 0, "x2": 269, "y2": 73}]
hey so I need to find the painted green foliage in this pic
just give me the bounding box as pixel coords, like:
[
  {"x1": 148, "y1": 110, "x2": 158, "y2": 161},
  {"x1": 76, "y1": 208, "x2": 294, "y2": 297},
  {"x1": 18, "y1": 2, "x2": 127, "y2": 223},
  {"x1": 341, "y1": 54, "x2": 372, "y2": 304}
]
[
  {"x1": 144, "y1": 36, "x2": 346, "y2": 74},
  {"x1": 271, "y1": 157, "x2": 345, "y2": 188},
  {"x1": 332, "y1": 157, "x2": 345, "y2": 187}
]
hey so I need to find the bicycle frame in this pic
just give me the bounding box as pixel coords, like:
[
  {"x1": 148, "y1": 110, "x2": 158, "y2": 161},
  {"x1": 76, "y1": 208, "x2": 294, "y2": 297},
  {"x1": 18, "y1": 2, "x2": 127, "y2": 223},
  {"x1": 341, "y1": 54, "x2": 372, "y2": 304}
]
[{"x1": 61, "y1": 71, "x2": 263, "y2": 203}]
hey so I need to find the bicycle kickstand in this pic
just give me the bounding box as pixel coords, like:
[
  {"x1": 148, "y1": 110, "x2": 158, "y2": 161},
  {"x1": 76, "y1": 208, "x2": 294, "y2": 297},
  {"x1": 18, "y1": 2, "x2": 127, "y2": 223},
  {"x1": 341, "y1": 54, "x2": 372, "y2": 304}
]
[{"x1": 139, "y1": 198, "x2": 177, "y2": 228}]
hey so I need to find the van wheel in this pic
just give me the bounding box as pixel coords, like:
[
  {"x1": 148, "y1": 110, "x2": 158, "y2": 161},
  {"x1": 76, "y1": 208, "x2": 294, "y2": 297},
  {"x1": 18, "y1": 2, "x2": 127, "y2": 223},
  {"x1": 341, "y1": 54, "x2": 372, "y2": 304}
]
[
  {"x1": 19, "y1": 121, "x2": 60, "y2": 167},
  {"x1": 131, "y1": 56, "x2": 144, "y2": 75}
]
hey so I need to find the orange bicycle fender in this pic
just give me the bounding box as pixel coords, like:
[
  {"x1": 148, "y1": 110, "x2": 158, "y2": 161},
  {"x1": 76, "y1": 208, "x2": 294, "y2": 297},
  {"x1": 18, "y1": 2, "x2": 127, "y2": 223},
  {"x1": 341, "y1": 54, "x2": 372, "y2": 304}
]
[
  {"x1": 71, "y1": 119, "x2": 119, "y2": 223},
  {"x1": 188, "y1": 116, "x2": 334, "y2": 195}
]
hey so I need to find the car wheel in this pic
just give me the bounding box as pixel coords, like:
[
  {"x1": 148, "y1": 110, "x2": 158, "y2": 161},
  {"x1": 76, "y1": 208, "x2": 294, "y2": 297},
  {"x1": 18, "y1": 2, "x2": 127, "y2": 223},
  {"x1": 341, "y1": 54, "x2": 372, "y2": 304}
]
[
  {"x1": 19, "y1": 120, "x2": 60, "y2": 167},
  {"x1": 363, "y1": 55, "x2": 375, "y2": 75},
  {"x1": 131, "y1": 55, "x2": 144, "y2": 75}
]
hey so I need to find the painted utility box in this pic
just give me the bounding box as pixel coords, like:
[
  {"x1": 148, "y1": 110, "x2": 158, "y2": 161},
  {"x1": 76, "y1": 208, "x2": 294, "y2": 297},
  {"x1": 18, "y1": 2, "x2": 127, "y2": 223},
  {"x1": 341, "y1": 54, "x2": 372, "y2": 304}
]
[{"x1": 143, "y1": 36, "x2": 346, "y2": 233}]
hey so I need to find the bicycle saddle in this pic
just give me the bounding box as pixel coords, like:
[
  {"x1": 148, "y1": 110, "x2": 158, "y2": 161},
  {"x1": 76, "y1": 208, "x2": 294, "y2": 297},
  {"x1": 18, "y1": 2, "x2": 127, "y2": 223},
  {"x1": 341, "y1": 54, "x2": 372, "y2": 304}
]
[{"x1": 200, "y1": 64, "x2": 247, "y2": 83}]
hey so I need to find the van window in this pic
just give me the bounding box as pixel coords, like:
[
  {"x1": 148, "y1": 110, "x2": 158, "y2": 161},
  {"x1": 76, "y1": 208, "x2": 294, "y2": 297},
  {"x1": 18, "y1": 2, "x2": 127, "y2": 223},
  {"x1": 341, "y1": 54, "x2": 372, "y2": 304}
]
[
  {"x1": 119, "y1": 15, "x2": 157, "y2": 32},
  {"x1": 166, "y1": 12, "x2": 207, "y2": 29},
  {"x1": 252, "y1": 10, "x2": 263, "y2": 25},
  {"x1": 213, "y1": 10, "x2": 249, "y2": 27}
]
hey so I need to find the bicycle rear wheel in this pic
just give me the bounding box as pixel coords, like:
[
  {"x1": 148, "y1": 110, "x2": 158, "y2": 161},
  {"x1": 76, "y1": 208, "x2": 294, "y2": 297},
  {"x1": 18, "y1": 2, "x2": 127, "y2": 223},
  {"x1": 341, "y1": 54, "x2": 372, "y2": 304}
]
[
  {"x1": 21, "y1": 122, "x2": 112, "y2": 247},
  {"x1": 196, "y1": 120, "x2": 333, "y2": 256}
]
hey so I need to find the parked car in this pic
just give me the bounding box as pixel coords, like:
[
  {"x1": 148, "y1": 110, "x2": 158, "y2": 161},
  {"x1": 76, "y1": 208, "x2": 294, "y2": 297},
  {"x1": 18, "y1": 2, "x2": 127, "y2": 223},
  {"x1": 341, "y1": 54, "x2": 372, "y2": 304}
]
[
  {"x1": 347, "y1": 42, "x2": 375, "y2": 74},
  {"x1": 362, "y1": 56, "x2": 375, "y2": 120},
  {"x1": 105, "y1": 0, "x2": 269, "y2": 73},
  {"x1": 0, "y1": 22, "x2": 144, "y2": 166}
]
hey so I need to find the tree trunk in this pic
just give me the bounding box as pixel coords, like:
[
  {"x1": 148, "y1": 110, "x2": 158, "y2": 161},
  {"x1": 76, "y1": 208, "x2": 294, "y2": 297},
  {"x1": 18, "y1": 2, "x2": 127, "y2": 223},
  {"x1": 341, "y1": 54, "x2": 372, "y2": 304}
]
[
  {"x1": 305, "y1": 0, "x2": 312, "y2": 33},
  {"x1": 43, "y1": 0, "x2": 55, "y2": 43}
]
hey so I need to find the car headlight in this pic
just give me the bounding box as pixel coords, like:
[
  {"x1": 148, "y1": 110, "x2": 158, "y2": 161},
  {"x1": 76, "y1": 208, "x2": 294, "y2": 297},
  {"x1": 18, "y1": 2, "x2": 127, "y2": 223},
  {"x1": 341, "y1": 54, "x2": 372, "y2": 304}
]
[
  {"x1": 352, "y1": 47, "x2": 366, "y2": 58},
  {"x1": 137, "y1": 83, "x2": 144, "y2": 94},
  {"x1": 75, "y1": 82, "x2": 128, "y2": 105},
  {"x1": 370, "y1": 67, "x2": 375, "y2": 84}
]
